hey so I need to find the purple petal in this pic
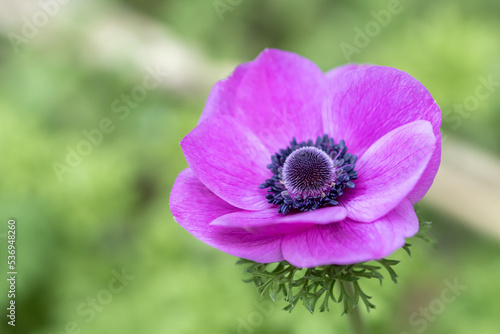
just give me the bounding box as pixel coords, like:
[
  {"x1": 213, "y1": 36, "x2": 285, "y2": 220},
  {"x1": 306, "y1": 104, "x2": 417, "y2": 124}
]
[
  {"x1": 211, "y1": 206, "x2": 347, "y2": 235},
  {"x1": 181, "y1": 116, "x2": 272, "y2": 211},
  {"x1": 169, "y1": 169, "x2": 284, "y2": 263},
  {"x1": 325, "y1": 63, "x2": 369, "y2": 80},
  {"x1": 323, "y1": 65, "x2": 441, "y2": 203},
  {"x1": 198, "y1": 62, "x2": 250, "y2": 125},
  {"x1": 281, "y1": 199, "x2": 418, "y2": 267},
  {"x1": 342, "y1": 120, "x2": 436, "y2": 223},
  {"x1": 406, "y1": 137, "x2": 441, "y2": 203},
  {"x1": 232, "y1": 48, "x2": 327, "y2": 152}
]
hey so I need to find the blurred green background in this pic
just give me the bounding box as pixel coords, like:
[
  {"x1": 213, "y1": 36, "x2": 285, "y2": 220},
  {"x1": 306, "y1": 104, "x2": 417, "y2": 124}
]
[{"x1": 1, "y1": 0, "x2": 499, "y2": 333}]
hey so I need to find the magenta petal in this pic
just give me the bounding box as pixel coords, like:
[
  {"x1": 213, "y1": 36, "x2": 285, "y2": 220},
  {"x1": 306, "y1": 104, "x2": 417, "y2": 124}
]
[
  {"x1": 198, "y1": 62, "x2": 250, "y2": 125},
  {"x1": 169, "y1": 169, "x2": 284, "y2": 263},
  {"x1": 181, "y1": 116, "x2": 271, "y2": 211},
  {"x1": 323, "y1": 65, "x2": 441, "y2": 203},
  {"x1": 326, "y1": 63, "x2": 369, "y2": 81},
  {"x1": 211, "y1": 206, "x2": 347, "y2": 235},
  {"x1": 233, "y1": 49, "x2": 327, "y2": 151},
  {"x1": 342, "y1": 120, "x2": 436, "y2": 223},
  {"x1": 281, "y1": 199, "x2": 418, "y2": 267},
  {"x1": 407, "y1": 137, "x2": 441, "y2": 203}
]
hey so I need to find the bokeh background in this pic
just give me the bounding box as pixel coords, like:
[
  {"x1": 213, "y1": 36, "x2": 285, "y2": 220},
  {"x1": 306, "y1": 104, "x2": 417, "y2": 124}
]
[{"x1": 1, "y1": 0, "x2": 499, "y2": 333}]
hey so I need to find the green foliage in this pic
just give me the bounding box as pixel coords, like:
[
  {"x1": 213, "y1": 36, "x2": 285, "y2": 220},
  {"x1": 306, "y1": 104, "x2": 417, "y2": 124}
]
[
  {"x1": 238, "y1": 221, "x2": 434, "y2": 315},
  {"x1": 238, "y1": 258, "x2": 401, "y2": 315}
]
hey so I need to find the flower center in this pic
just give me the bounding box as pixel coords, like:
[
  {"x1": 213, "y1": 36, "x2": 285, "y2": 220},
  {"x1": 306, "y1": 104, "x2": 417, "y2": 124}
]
[
  {"x1": 283, "y1": 147, "x2": 335, "y2": 199},
  {"x1": 260, "y1": 135, "x2": 357, "y2": 215}
]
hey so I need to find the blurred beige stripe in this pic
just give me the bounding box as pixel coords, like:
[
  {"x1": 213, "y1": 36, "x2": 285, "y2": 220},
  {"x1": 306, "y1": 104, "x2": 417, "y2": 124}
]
[
  {"x1": 0, "y1": 1, "x2": 236, "y2": 94},
  {"x1": 422, "y1": 138, "x2": 500, "y2": 239},
  {"x1": 82, "y1": 8, "x2": 237, "y2": 95}
]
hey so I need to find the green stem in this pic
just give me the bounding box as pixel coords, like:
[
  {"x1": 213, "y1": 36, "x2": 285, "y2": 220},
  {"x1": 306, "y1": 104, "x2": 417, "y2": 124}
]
[{"x1": 344, "y1": 282, "x2": 370, "y2": 334}]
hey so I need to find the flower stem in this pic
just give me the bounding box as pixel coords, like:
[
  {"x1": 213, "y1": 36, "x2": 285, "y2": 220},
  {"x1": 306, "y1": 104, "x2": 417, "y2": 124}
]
[{"x1": 344, "y1": 282, "x2": 370, "y2": 334}]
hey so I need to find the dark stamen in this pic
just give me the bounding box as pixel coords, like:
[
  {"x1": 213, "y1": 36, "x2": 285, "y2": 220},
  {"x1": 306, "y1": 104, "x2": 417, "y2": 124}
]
[{"x1": 259, "y1": 135, "x2": 357, "y2": 215}]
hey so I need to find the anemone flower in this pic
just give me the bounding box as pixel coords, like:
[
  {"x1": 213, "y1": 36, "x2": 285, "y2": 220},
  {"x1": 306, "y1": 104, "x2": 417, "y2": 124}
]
[{"x1": 170, "y1": 49, "x2": 441, "y2": 268}]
